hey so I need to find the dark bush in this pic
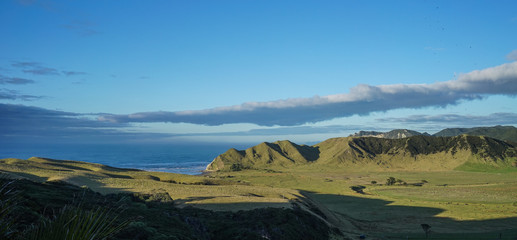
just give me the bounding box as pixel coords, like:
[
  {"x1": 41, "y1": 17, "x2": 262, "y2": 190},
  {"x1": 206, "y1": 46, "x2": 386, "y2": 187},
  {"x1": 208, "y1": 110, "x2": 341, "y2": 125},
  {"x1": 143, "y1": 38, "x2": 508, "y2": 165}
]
[
  {"x1": 386, "y1": 177, "x2": 396, "y2": 186},
  {"x1": 350, "y1": 185, "x2": 366, "y2": 194},
  {"x1": 131, "y1": 192, "x2": 173, "y2": 203}
]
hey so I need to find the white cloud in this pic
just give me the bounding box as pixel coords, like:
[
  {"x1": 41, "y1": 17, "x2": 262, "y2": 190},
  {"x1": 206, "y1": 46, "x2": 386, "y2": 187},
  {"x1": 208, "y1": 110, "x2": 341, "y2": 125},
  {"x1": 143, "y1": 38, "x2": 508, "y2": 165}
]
[{"x1": 100, "y1": 62, "x2": 517, "y2": 126}]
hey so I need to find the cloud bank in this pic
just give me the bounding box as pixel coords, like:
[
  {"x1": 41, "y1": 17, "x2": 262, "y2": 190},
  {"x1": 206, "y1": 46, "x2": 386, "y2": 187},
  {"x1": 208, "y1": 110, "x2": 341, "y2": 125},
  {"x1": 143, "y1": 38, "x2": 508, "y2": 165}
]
[
  {"x1": 0, "y1": 103, "x2": 120, "y2": 133},
  {"x1": 100, "y1": 62, "x2": 517, "y2": 126},
  {"x1": 379, "y1": 112, "x2": 517, "y2": 126},
  {"x1": 0, "y1": 104, "x2": 169, "y2": 143}
]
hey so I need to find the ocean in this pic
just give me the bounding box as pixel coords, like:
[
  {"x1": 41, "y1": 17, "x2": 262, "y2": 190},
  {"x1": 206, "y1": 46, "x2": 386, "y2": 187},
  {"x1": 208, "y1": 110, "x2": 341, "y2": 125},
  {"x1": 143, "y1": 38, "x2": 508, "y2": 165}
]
[{"x1": 0, "y1": 143, "x2": 251, "y2": 175}]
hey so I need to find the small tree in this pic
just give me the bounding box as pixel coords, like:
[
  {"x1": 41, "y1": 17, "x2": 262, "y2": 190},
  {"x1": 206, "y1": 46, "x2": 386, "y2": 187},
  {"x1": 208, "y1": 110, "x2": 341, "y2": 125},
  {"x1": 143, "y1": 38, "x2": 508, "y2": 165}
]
[
  {"x1": 386, "y1": 177, "x2": 396, "y2": 186},
  {"x1": 370, "y1": 180, "x2": 377, "y2": 185},
  {"x1": 421, "y1": 224, "x2": 431, "y2": 239}
]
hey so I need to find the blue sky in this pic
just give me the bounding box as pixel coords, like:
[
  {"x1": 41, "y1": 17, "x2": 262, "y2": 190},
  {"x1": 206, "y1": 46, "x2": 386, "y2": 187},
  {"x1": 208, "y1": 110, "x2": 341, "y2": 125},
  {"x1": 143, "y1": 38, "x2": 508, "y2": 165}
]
[{"x1": 1, "y1": 0, "x2": 517, "y2": 145}]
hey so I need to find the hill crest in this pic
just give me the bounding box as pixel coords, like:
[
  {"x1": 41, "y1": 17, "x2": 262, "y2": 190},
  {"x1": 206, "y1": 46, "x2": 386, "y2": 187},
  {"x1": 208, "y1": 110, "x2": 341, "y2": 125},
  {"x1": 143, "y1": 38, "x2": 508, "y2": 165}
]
[
  {"x1": 347, "y1": 125, "x2": 517, "y2": 142},
  {"x1": 434, "y1": 125, "x2": 517, "y2": 142},
  {"x1": 349, "y1": 129, "x2": 427, "y2": 139}
]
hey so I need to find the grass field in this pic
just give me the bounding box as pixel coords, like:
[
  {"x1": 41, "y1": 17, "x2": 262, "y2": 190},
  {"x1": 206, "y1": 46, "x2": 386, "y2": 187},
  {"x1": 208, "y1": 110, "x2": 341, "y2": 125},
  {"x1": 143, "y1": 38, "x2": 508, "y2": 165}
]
[
  {"x1": 2, "y1": 157, "x2": 517, "y2": 239},
  {"x1": 208, "y1": 167, "x2": 517, "y2": 238}
]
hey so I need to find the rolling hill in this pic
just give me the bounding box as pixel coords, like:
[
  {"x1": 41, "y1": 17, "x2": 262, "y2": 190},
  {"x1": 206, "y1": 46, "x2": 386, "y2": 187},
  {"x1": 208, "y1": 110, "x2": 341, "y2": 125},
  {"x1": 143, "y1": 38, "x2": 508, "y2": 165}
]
[
  {"x1": 206, "y1": 135, "x2": 517, "y2": 172},
  {"x1": 434, "y1": 125, "x2": 517, "y2": 142}
]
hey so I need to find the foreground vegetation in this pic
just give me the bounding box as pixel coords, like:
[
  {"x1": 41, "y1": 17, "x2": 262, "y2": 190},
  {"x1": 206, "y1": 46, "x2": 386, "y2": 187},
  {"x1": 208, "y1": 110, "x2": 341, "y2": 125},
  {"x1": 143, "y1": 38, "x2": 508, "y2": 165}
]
[{"x1": 0, "y1": 170, "x2": 336, "y2": 240}]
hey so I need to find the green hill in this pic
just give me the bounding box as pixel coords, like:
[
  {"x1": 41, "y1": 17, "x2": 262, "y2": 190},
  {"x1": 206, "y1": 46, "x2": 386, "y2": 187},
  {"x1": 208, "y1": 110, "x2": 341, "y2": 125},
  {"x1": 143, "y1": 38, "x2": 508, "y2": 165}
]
[
  {"x1": 206, "y1": 140, "x2": 320, "y2": 171},
  {"x1": 206, "y1": 135, "x2": 517, "y2": 172},
  {"x1": 433, "y1": 125, "x2": 517, "y2": 142}
]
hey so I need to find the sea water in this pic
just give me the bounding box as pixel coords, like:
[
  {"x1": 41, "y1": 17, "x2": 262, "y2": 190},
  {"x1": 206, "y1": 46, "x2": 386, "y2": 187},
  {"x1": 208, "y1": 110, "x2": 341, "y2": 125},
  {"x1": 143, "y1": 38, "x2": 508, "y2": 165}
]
[{"x1": 0, "y1": 143, "x2": 251, "y2": 175}]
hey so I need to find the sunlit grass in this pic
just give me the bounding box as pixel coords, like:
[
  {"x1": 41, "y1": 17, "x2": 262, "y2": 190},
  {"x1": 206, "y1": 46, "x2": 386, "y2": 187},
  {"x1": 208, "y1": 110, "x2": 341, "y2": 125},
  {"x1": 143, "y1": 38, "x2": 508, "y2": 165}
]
[{"x1": 2, "y1": 156, "x2": 517, "y2": 236}]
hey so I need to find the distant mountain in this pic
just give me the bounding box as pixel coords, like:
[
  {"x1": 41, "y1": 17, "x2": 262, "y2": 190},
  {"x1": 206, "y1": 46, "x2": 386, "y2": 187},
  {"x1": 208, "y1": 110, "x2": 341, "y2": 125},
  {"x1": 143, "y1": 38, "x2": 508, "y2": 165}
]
[
  {"x1": 206, "y1": 135, "x2": 517, "y2": 172},
  {"x1": 433, "y1": 126, "x2": 517, "y2": 142},
  {"x1": 349, "y1": 129, "x2": 427, "y2": 139},
  {"x1": 348, "y1": 126, "x2": 517, "y2": 142}
]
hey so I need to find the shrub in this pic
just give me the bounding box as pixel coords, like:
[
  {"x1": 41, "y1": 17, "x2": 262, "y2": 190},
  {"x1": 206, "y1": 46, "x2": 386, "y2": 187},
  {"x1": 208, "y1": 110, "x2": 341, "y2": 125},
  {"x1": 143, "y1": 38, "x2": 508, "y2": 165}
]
[
  {"x1": 386, "y1": 177, "x2": 396, "y2": 186},
  {"x1": 132, "y1": 191, "x2": 173, "y2": 203},
  {"x1": 371, "y1": 181, "x2": 377, "y2": 184},
  {"x1": 202, "y1": 179, "x2": 218, "y2": 185},
  {"x1": 350, "y1": 185, "x2": 366, "y2": 194},
  {"x1": 0, "y1": 178, "x2": 20, "y2": 239},
  {"x1": 25, "y1": 205, "x2": 130, "y2": 240}
]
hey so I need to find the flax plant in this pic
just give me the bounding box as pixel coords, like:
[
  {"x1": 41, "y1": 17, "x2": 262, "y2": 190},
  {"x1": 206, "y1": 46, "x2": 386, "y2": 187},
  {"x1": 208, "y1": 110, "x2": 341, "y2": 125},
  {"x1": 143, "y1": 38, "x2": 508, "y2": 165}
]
[
  {"x1": 25, "y1": 205, "x2": 130, "y2": 240},
  {"x1": 0, "y1": 177, "x2": 20, "y2": 239}
]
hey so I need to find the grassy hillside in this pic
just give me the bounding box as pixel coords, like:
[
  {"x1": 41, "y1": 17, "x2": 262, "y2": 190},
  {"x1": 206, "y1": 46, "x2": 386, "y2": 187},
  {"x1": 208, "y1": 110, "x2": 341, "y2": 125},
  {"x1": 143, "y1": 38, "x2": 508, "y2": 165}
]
[
  {"x1": 1, "y1": 177, "x2": 335, "y2": 240},
  {"x1": 0, "y1": 157, "x2": 300, "y2": 210},
  {"x1": 207, "y1": 140, "x2": 320, "y2": 171},
  {"x1": 207, "y1": 135, "x2": 517, "y2": 172},
  {"x1": 434, "y1": 125, "x2": 517, "y2": 142},
  {"x1": 2, "y1": 155, "x2": 517, "y2": 239}
]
